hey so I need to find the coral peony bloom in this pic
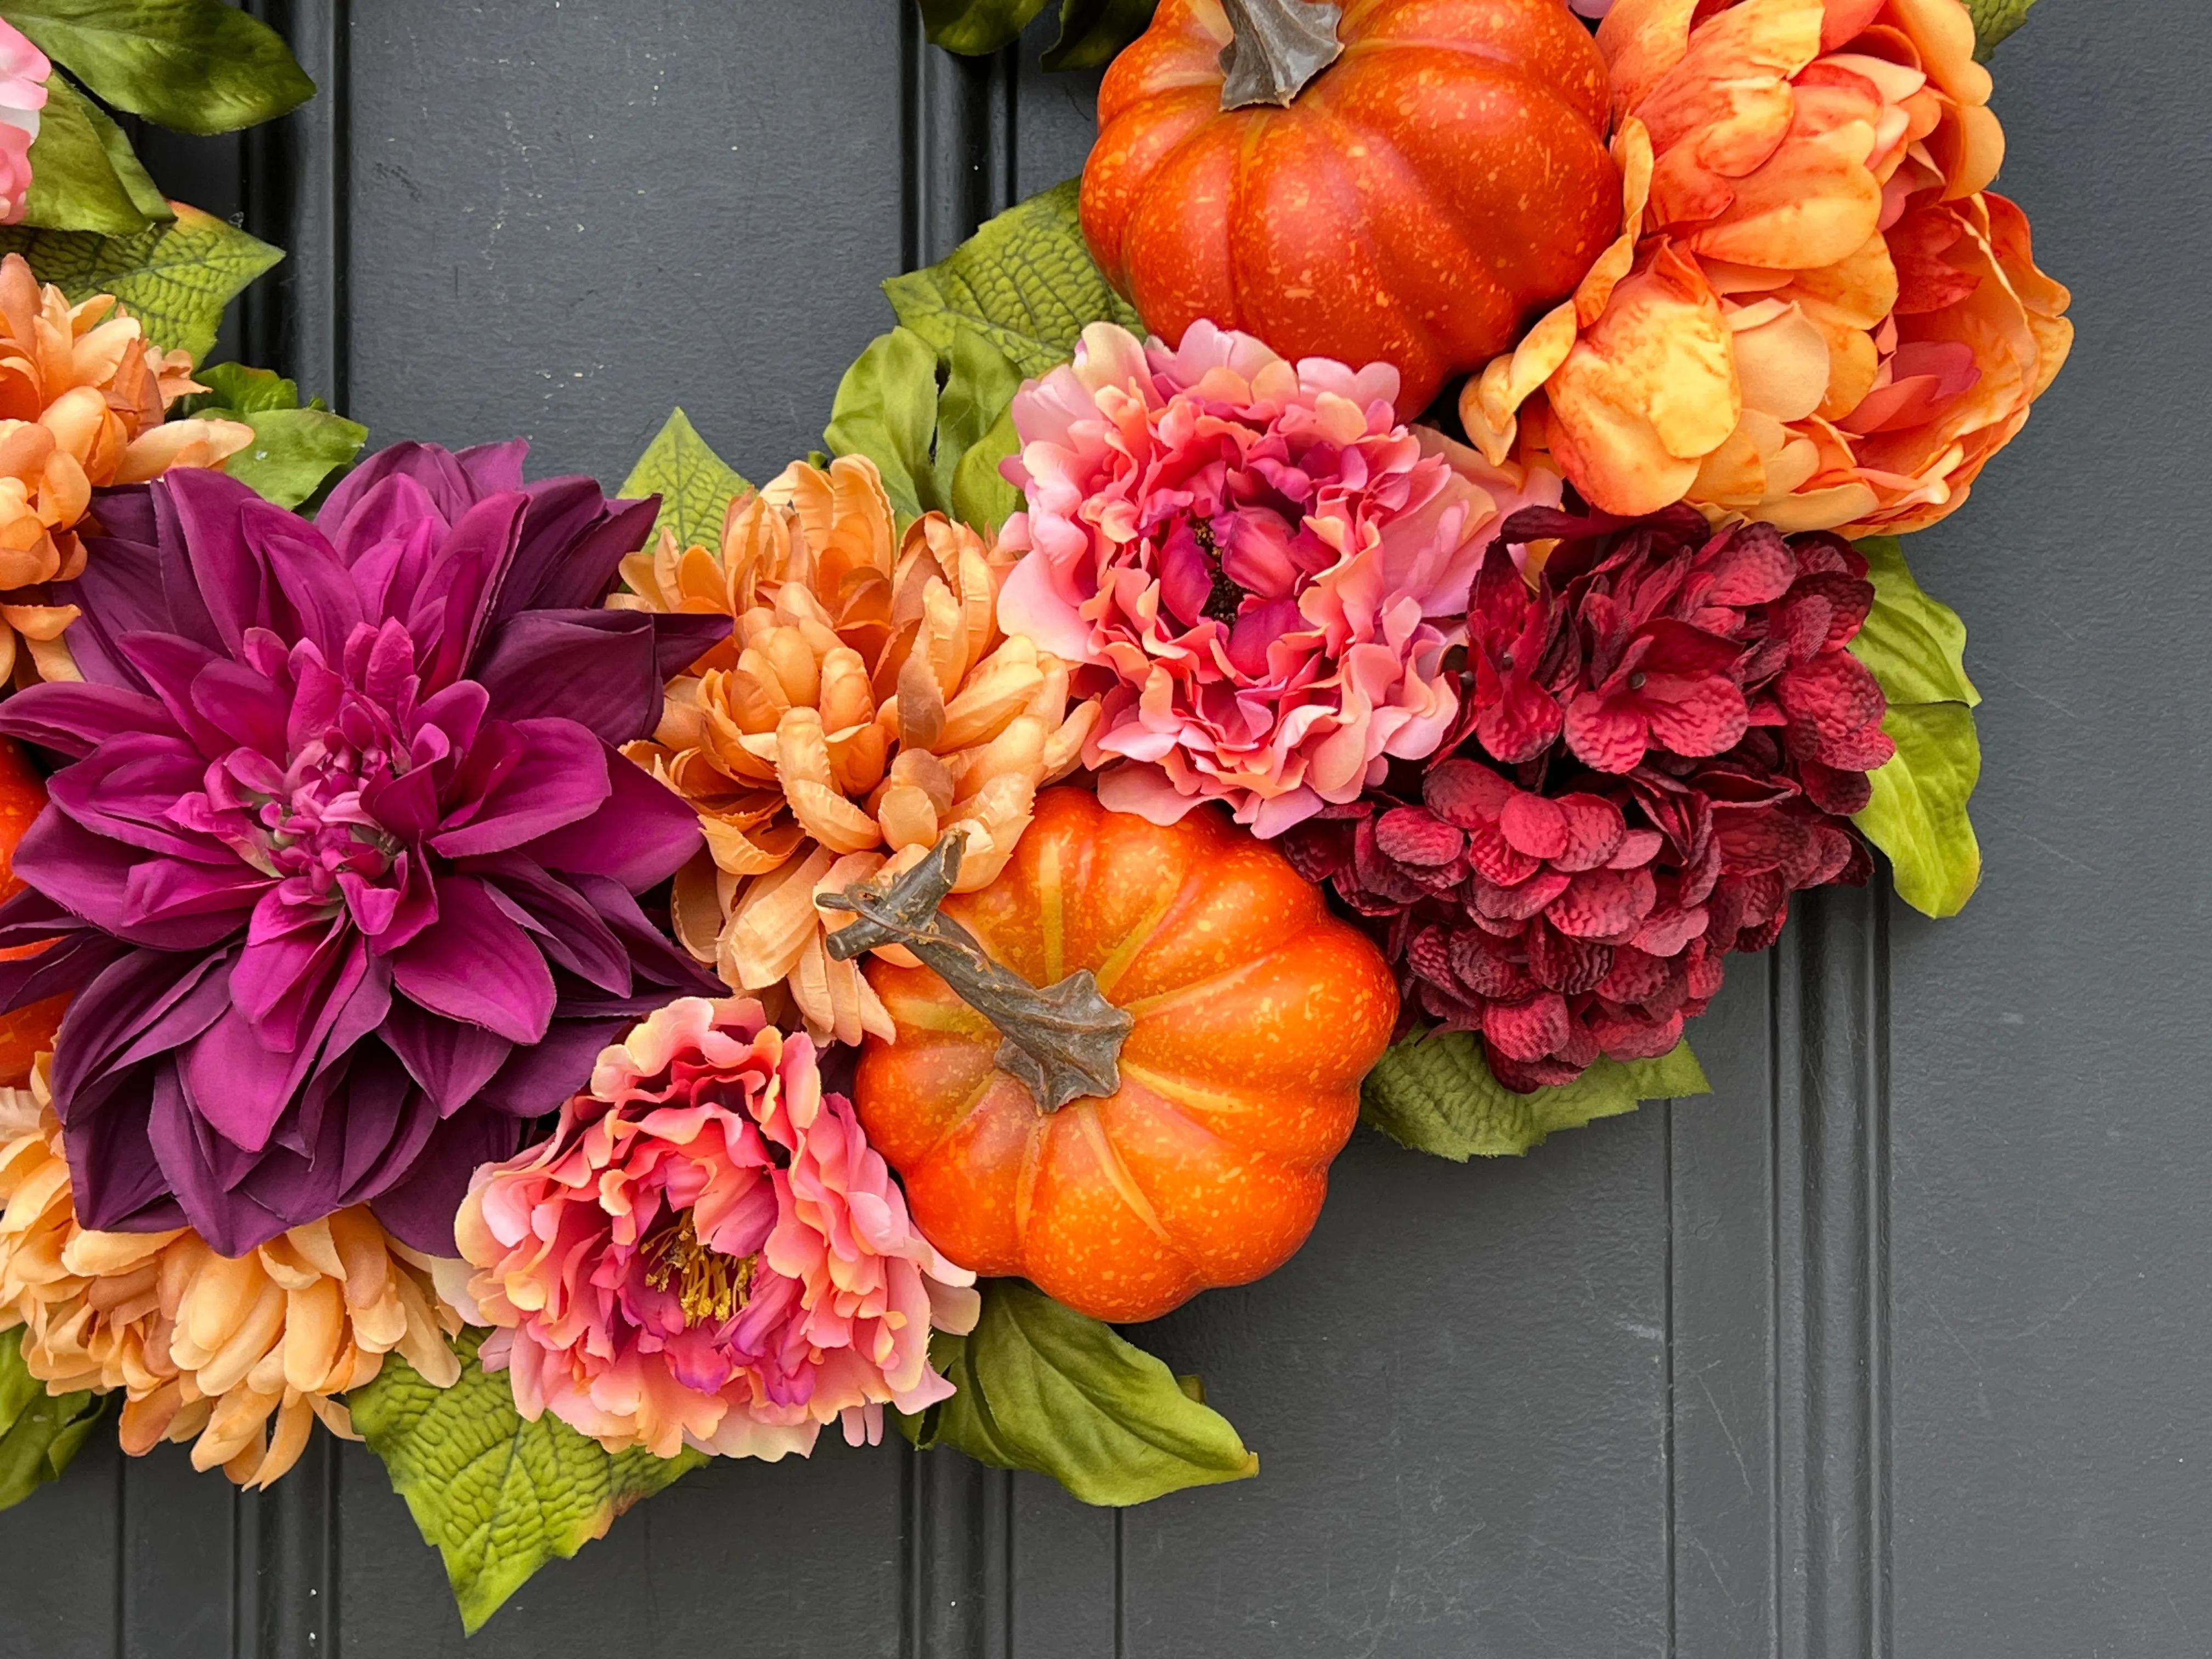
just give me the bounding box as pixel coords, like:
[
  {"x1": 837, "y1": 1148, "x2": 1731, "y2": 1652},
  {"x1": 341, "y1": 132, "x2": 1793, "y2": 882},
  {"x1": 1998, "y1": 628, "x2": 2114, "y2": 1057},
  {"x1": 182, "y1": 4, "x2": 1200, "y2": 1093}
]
[
  {"x1": 1464, "y1": 0, "x2": 2070, "y2": 537},
  {"x1": 449, "y1": 997, "x2": 979, "y2": 1460},
  {"x1": 0, "y1": 444, "x2": 729, "y2": 1257},
  {"x1": 0, "y1": 253, "x2": 251, "y2": 680},
  {"x1": 998, "y1": 321, "x2": 1560, "y2": 838},
  {"x1": 0, "y1": 1057, "x2": 463, "y2": 1487},
  {"x1": 0, "y1": 23, "x2": 47, "y2": 225},
  {"x1": 616, "y1": 456, "x2": 1094, "y2": 1047}
]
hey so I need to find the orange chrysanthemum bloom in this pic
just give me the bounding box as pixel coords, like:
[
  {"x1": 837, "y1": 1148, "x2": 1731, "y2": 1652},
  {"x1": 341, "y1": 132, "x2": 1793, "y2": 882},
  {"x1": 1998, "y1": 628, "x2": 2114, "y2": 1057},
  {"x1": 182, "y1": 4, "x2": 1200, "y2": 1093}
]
[
  {"x1": 0, "y1": 1060, "x2": 462, "y2": 1488},
  {"x1": 614, "y1": 455, "x2": 1096, "y2": 1046},
  {"x1": 1464, "y1": 0, "x2": 2070, "y2": 537},
  {"x1": 0, "y1": 251, "x2": 252, "y2": 680}
]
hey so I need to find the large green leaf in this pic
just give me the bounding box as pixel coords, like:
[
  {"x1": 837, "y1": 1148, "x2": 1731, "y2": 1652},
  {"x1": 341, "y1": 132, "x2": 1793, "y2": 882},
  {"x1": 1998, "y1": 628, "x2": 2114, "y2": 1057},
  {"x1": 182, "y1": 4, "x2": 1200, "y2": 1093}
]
[
  {"x1": 177, "y1": 363, "x2": 368, "y2": 506},
  {"x1": 1855, "y1": 700, "x2": 1983, "y2": 919},
  {"x1": 903, "y1": 1279, "x2": 1258, "y2": 1507},
  {"x1": 882, "y1": 178, "x2": 1141, "y2": 377},
  {"x1": 1361, "y1": 1029, "x2": 1711, "y2": 1161},
  {"x1": 349, "y1": 1329, "x2": 706, "y2": 1636},
  {"x1": 1966, "y1": 0, "x2": 2036, "y2": 57},
  {"x1": 0, "y1": 203, "x2": 282, "y2": 358},
  {"x1": 825, "y1": 321, "x2": 1025, "y2": 529},
  {"x1": 0, "y1": 1327, "x2": 102, "y2": 1513},
  {"x1": 1851, "y1": 535, "x2": 1979, "y2": 708},
  {"x1": 618, "y1": 407, "x2": 751, "y2": 552},
  {"x1": 20, "y1": 71, "x2": 167, "y2": 234},
  {"x1": 7, "y1": 0, "x2": 315, "y2": 135}
]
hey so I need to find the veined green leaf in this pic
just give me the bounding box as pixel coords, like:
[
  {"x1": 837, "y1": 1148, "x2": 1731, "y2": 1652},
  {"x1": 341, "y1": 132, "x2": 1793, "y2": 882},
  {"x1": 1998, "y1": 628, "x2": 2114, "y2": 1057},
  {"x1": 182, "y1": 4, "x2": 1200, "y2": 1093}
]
[
  {"x1": 0, "y1": 202, "x2": 282, "y2": 358},
  {"x1": 902, "y1": 1279, "x2": 1258, "y2": 1507},
  {"x1": 349, "y1": 1329, "x2": 704, "y2": 1636},
  {"x1": 20, "y1": 71, "x2": 166, "y2": 234},
  {"x1": 0, "y1": 1327, "x2": 102, "y2": 1513},
  {"x1": 1856, "y1": 700, "x2": 1983, "y2": 918},
  {"x1": 1852, "y1": 535, "x2": 1979, "y2": 708},
  {"x1": 825, "y1": 321, "x2": 1025, "y2": 531},
  {"x1": 882, "y1": 178, "x2": 1140, "y2": 378},
  {"x1": 7, "y1": 0, "x2": 315, "y2": 135},
  {"x1": 618, "y1": 407, "x2": 752, "y2": 553},
  {"x1": 1362, "y1": 1029, "x2": 1711, "y2": 1161},
  {"x1": 1965, "y1": 0, "x2": 2036, "y2": 57}
]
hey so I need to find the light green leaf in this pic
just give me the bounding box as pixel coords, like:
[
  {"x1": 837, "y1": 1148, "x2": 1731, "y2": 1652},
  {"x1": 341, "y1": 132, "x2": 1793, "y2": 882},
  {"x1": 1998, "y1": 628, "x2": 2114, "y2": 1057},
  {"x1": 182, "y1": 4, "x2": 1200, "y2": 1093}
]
[
  {"x1": 1041, "y1": 0, "x2": 1156, "y2": 70},
  {"x1": 919, "y1": 0, "x2": 1049, "y2": 55},
  {"x1": 1361, "y1": 1030, "x2": 1711, "y2": 1161},
  {"x1": 0, "y1": 203, "x2": 283, "y2": 358},
  {"x1": 21, "y1": 72, "x2": 164, "y2": 234},
  {"x1": 1851, "y1": 535, "x2": 1979, "y2": 708},
  {"x1": 825, "y1": 321, "x2": 1025, "y2": 530},
  {"x1": 0, "y1": 1326, "x2": 102, "y2": 1513},
  {"x1": 903, "y1": 1279, "x2": 1259, "y2": 1507},
  {"x1": 215, "y1": 407, "x2": 368, "y2": 507},
  {"x1": 951, "y1": 400, "x2": 1021, "y2": 532},
  {"x1": 882, "y1": 178, "x2": 1141, "y2": 378},
  {"x1": 1855, "y1": 700, "x2": 1983, "y2": 918},
  {"x1": 175, "y1": 359, "x2": 300, "y2": 416},
  {"x1": 7, "y1": 0, "x2": 315, "y2": 135},
  {"x1": 618, "y1": 407, "x2": 751, "y2": 552},
  {"x1": 1965, "y1": 0, "x2": 2036, "y2": 57},
  {"x1": 349, "y1": 1328, "x2": 705, "y2": 1637}
]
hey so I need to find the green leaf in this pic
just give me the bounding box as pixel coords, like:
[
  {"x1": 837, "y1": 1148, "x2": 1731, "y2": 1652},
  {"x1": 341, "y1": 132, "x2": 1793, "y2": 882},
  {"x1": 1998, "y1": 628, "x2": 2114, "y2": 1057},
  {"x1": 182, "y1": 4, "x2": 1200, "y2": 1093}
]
[
  {"x1": 176, "y1": 359, "x2": 300, "y2": 416},
  {"x1": 1361, "y1": 1029, "x2": 1711, "y2": 1161},
  {"x1": 618, "y1": 407, "x2": 752, "y2": 552},
  {"x1": 349, "y1": 1328, "x2": 704, "y2": 1637},
  {"x1": 919, "y1": 0, "x2": 1049, "y2": 55},
  {"x1": 1965, "y1": 0, "x2": 2036, "y2": 57},
  {"x1": 1855, "y1": 700, "x2": 1983, "y2": 918},
  {"x1": 882, "y1": 178, "x2": 1141, "y2": 378},
  {"x1": 0, "y1": 1327, "x2": 102, "y2": 1513},
  {"x1": 7, "y1": 0, "x2": 315, "y2": 136},
  {"x1": 904, "y1": 1280, "x2": 1258, "y2": 1506},
  {"x1": 1850, "y1": 535, "x2": 1979, "y2": 708},
  {"x1": 1041, "y1": 0, "x2": 1157, "y2": 70},
  {"x1": 825, "y1": 321, "x2": 1025, "y2": 530},
  {"x1": 0, "y1": 202, "x2": 283, "y2": 358},
  {"x1": 215, "y1": 407, "x2": 367, "y2": 507},
  {"x1": 20, "y1": 72, "x2": 165, "y2": 234}
]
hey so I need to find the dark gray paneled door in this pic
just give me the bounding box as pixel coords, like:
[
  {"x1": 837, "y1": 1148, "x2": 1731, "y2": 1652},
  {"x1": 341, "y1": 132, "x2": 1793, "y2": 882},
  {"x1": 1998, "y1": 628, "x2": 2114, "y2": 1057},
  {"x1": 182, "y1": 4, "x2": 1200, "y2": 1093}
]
[{"x1": 0, "y1": 2, "x2": 2201, "y2": 1655}]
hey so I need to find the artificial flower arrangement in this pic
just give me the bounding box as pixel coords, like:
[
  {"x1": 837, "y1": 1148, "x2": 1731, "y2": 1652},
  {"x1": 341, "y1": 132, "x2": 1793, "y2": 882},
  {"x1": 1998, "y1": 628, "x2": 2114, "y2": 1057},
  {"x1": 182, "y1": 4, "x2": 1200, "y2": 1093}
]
[{"x1": 0, "y1": 0, "x2": 2063, "y2": 1634}]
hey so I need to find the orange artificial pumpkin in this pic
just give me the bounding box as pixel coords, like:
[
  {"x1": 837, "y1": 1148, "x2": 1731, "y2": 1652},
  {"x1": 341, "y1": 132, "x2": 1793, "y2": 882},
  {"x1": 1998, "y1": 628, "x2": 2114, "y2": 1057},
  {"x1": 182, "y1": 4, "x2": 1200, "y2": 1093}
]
[
  {"x1": 1081, "y1": 0, "x2": 1622, "y2": 416},
  {"x1": 851, "y1": 788, "x2": 1397, "y2": 1323},
  {"x1": 0, "y1": 737, "x2": 63, "y2": 1085}
]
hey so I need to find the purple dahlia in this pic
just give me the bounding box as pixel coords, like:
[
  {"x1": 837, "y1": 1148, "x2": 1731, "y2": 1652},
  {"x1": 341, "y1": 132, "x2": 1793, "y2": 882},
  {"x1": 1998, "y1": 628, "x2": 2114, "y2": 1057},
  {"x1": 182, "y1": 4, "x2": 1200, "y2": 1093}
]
[{"x1": 0, "y1": 441, "x2": 729, "y2": 1254}]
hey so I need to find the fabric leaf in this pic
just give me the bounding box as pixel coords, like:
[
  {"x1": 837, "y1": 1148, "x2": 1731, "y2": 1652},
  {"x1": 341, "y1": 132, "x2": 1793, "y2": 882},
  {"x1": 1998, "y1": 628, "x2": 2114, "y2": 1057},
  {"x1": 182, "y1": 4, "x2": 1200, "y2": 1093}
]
[
  {"x1": 0, "y1": 1327, "x2": 102, "y2": 1513},
  {"x1": 1855, "y1": 700, "x2": 1983, "y2": 918},
  {"x1": 825, "y1": 321, "x2": 1025, "y2": 529},
  {"x1": 172, "y1": 361, "x2": 365, "y2": 507},
  {"x1": 919, "y1": 0, "x2": 1049, "y2": 55},
  {"x1": 178, "y1": 360, "x2": 298, "y2": 414},
  {"x1": 1966, "y1": 0, "x2": 2035, "y2": 57},
  {"x1": 20, "y1": 71, "x2": 165, "y2": 235},
  {"x1": 1042, "y1": 0, "x2": 1158, "y2": 70},
  {"x1": 618, "y1": 407, "x2": 751, "y2": 553},
  {"x1": 1850, "y1": 535, "x2": 1979, "y2": 708},
  {"x1": 1362, "y1": 1029, "x2": 1711, "y2": 1161},
  {"x1": 950, "y1": 400, "x2": 1020, "y2": 533},
  {"x1": 0, "y1": 203, "x2": 283, "y2": 358},
  {"x1": 881, "y1": 178, "x2": 1141, "y2": 377},
  {"x1": 7, "y1": 0, "x2": 315, "y2": 136},
  {"x1": 348, "y1": 1328, "x2": 705, "y2": 1636},
  {"x1": 902, "y1": 1279, "x2": 1258, "y2": 1507}
]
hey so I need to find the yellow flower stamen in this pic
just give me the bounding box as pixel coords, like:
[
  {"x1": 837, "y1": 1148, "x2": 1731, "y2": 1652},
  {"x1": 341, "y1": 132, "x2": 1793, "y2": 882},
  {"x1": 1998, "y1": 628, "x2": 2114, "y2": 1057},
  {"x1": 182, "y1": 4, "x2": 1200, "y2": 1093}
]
[{"x1": 642, "y1": 1210, "x2": 754, "y2": 1327}]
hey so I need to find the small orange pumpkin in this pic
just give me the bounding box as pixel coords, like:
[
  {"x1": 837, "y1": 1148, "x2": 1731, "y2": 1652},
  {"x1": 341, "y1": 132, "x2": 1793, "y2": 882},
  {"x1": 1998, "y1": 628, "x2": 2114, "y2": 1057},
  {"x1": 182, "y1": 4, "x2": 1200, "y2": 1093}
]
[
  {"x1": 851, "y1": 788, "x2": 1397, "y2": 1323},
  {"x1": 0, "y1": 737, "x2": 64, "y2": 1085},
  {"x1": 1081, "y1": 0, "x2": 1621, "y2": 416}
]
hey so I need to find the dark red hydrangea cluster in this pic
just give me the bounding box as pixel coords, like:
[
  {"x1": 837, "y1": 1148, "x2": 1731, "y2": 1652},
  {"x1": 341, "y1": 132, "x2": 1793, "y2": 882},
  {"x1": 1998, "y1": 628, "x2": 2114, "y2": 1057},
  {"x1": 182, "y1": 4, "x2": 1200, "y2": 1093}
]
[{"x1": 1280, "y1": 505, "x2": 1894, "y2": 1092}]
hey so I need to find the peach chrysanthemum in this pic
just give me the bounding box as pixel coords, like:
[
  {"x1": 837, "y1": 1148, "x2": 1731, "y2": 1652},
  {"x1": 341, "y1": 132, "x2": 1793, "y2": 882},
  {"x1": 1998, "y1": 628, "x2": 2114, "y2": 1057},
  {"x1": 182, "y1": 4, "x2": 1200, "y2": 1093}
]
[
  {"x1": 614, "y1": 455, "x2": 1096, "y2": 1046},
  {"x1": 0, "y1": 1059, "x2": 463, "y2": 1488},
  {"x1": 0, "y1": 252, "x2": 253, "y2": 681},
  {"x1": 1464, "y1": 0, "x2": 2070, "y2": 537}
]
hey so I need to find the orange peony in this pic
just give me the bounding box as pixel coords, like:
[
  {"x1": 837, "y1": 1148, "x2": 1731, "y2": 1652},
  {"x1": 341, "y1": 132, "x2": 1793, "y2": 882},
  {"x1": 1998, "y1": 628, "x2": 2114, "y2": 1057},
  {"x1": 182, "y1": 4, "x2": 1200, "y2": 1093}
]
[
  {"x1": 1463, "y1": 0, "x2": 2070, "y2": 537},
  {"x1": 0, "y1": 252, "x2": 251, "y2": 681},
  {"x1": 0, "y1": 1059, "x2": 462, "y2": 1487}
]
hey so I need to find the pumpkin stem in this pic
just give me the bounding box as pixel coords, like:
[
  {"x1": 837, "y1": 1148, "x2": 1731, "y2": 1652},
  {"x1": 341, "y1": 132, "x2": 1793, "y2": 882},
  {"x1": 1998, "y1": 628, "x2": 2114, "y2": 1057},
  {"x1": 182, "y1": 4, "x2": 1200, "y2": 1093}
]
[
  {"x1": 1217, "y1": 0, "x2": 1344, "y2": 110},
  {"x1": 822, "y1": 834, "x2": 1135, "y2": 1115}
]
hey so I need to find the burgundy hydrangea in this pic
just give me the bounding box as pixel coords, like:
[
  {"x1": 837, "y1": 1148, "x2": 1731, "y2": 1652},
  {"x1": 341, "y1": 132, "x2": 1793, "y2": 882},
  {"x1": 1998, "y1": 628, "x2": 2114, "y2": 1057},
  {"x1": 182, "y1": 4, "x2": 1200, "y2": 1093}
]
[
  {"x1": 1280, "y1": 505, "x2": 1892, "y2": 1091},
  {"x1": 0, "y1": 442, "x2": 729, "y2": 1254}
]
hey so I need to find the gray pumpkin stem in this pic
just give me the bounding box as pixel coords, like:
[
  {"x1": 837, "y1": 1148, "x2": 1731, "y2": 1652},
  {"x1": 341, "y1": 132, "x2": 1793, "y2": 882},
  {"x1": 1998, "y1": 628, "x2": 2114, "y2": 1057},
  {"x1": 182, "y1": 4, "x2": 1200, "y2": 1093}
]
[
  {"x1": 1217, "y1": 0, "x2": 1345, "y2": 110},
  {"x1": 822, "y1": 832, "x2": 1135, "y2": 1114}
]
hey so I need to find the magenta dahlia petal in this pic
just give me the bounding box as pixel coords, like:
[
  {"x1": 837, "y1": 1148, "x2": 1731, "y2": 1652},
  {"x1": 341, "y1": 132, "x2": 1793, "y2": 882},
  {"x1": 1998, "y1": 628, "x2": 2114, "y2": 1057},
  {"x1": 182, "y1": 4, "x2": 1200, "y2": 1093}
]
[{"x1": 389, "y1": 877, "x2": 557, "y2": 1045}]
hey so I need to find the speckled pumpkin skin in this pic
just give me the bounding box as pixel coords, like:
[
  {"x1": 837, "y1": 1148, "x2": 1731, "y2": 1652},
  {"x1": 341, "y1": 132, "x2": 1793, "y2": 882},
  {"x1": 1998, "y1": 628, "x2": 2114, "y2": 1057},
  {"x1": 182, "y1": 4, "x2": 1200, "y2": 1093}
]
[
  {"x1": 854, "y1": 788, "x2": 1398, "y2": 1323},
  {"x1": 0, "y1": 738, "x2": 65, "y2": 1086},
  {"x1": 1081, "y1": 0, "x2": 1621, "y2": 416}
]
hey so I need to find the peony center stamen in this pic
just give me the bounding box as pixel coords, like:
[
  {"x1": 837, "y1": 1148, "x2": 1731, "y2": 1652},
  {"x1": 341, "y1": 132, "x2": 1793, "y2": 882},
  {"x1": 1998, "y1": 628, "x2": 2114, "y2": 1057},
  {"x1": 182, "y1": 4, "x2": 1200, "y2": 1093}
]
[
  {"x1": 642, "y1": 1207, "x2": 755, "y2": 1327},
  {"x1": 1193, "y1": 520, "x2": 1246, "y2": 627}
]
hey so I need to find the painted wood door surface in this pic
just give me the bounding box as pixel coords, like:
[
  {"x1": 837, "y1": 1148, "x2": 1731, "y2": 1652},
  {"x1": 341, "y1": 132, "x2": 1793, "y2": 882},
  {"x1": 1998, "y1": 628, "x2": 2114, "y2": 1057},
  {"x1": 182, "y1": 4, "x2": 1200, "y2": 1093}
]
[{"x1": 0, "y1": 3, "x2": 2202, "y2": 1656}]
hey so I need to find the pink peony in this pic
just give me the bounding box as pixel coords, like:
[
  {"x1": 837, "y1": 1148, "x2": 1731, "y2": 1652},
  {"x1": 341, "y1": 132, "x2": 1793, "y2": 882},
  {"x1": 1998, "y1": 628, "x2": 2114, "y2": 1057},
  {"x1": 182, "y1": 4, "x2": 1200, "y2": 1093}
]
[
  {"x1": 447, "y1": 997, "x2": 979, "y2": 1459},
  {"x1": 997, "y1": 320, "x2": 1559, "y2": 838},
  {"x1": 0, "y1": 23, "x2": 47, "y2": 225}
]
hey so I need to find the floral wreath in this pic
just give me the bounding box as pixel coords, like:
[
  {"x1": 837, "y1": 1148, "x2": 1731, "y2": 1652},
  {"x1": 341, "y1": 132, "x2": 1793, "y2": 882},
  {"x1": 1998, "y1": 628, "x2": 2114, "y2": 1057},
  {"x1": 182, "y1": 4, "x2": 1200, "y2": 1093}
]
[{"x1": 0, "y1": 0, "x2": 2063, "y2": 1634}]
